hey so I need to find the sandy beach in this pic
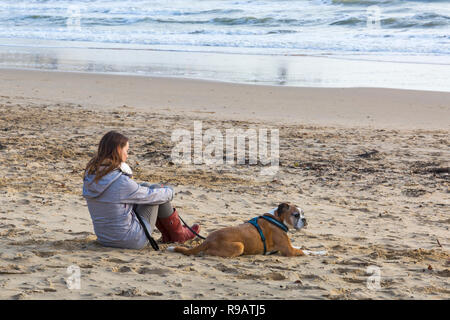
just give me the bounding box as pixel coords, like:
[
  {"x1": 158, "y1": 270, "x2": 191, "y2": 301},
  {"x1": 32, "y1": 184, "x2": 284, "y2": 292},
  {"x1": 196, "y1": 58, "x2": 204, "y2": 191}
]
[{"x1": 0, "y1": 68, "x2": 449, "y2": 300}]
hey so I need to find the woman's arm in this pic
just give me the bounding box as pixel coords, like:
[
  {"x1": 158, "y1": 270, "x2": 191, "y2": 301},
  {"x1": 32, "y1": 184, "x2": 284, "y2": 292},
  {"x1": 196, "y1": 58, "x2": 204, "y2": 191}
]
[{"x1": 118, "y1": 175, "x2": 173, "y2": 205}]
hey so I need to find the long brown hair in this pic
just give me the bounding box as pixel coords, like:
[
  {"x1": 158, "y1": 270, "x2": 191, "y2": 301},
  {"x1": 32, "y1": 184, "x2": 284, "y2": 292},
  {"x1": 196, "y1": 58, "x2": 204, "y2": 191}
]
[{"x1": 84, "y1": 131, "x2": 129, "y2": 183}]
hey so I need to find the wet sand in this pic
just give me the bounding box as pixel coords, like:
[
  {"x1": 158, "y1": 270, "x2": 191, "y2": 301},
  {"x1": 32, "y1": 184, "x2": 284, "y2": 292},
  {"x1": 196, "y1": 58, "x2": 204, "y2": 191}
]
[{"x1": 0, "y1": 69, "x2": 449, "y2": 299}]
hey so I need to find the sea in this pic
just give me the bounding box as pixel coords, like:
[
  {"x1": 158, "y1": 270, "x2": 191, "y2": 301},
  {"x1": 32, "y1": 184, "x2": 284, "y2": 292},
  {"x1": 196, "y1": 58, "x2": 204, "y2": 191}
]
[{"x1": 0, "y1": 0, "x2": 449, "y2": 90}]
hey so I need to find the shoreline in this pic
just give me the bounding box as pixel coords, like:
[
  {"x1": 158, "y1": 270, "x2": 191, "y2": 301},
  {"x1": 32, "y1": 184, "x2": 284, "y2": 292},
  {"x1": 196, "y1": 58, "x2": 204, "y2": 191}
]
[
  {"x1": 1, "y1": 40, "x2": 450, "y2": 92},
  {"x1": 1, "y1": 67, "x2": 449, "y2": 130},
  {"x1": 2, "y1": 38, "x2": 450, "y2": 64}
]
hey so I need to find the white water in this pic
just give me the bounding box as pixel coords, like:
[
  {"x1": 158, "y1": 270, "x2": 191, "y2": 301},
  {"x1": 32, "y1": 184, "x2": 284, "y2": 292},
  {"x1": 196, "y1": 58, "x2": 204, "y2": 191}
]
[{"x1": 0, "y1": 0, "x2": 449, "y2": 60}]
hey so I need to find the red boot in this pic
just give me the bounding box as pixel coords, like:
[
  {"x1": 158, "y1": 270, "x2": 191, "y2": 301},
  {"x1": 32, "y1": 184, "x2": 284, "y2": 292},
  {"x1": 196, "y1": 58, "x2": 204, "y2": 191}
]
[
  {"x1": 157, "y1": 208, "x2": 200, "y2": 243},
  {"x1": 155, "y1": 218, "x2": 171, "y2": 243}
]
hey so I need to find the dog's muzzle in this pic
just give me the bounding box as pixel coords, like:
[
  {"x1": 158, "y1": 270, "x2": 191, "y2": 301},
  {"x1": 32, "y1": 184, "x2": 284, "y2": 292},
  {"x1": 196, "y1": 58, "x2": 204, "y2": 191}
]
[{"x1": 294, "y1": 216, "x2": 307, "y2": 230}]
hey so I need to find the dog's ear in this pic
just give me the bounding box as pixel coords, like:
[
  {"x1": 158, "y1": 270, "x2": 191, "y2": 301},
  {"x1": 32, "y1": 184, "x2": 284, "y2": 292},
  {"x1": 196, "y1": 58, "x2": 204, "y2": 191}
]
[{"x1": 276, "y1": 203, "x2": 289, "y2": 216}]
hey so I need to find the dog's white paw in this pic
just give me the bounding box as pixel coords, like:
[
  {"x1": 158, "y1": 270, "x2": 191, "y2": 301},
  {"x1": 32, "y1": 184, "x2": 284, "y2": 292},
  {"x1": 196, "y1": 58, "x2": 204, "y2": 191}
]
[
  {"x1": 303, "y1": 249, "x2": 328, "y2": 256},
  {"x1": 293, "y1": 246, "x2": 327, "y2": 256},
  {"x1": 166, "y1": 246, "x2": 175, "y2": 252}
]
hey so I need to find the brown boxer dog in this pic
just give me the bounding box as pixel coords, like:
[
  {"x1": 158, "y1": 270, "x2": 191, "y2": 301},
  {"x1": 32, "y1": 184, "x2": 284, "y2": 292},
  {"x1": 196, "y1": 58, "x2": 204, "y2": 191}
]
[{"x1": 168, "y1": 203, "x2": 308, "y2": 257}]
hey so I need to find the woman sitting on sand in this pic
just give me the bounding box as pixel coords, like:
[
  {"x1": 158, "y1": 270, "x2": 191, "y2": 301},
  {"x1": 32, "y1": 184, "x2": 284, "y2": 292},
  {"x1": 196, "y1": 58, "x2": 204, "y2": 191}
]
[{"x1": 82, "y1": 131, "x2": 200, "y2": 249}]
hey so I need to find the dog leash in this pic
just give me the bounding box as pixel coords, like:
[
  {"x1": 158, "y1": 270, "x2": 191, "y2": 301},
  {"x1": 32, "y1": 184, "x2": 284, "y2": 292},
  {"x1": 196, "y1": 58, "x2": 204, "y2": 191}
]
[{"x1": 179, "y1": 215, "x2": 206, "y2": 240}]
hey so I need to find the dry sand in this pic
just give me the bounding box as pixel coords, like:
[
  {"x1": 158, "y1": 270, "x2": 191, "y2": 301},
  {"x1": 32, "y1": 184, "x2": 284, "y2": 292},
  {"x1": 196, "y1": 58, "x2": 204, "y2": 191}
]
[{"x1": 0, "y1": 69, "x2": 449, "y2": 300}]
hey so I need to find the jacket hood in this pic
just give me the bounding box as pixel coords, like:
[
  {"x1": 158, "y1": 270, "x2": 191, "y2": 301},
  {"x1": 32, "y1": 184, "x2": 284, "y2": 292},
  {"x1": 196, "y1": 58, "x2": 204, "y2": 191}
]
[{"x1": 82, "y1": 169, "x2": 123, "y2": 199}]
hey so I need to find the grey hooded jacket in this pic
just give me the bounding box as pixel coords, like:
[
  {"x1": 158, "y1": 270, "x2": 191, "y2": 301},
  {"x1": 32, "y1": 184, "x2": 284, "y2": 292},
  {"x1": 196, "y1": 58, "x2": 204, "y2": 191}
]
[{"x1": 82, "y1": 167, "x2": 173, "y2": 249}]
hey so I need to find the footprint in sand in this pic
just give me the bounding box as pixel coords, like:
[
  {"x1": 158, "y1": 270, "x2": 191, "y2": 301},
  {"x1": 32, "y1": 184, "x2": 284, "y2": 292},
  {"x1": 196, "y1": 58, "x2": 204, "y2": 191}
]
[
  {"x1": 111, "y1": 265, "x2": 135, "y2": 273},
  {"x1": 214, "y1": 263, "x2": 238, "y2": 274},
  {"x1": 115, "y1": 287, "x2": 142, "y2": 297},
  {"x1": 136, "y1": 267, "x2": 171, "y2": 276},
  {"x1": 342, "y1": 276, "x2": 366, "y2": 284},
  {"x1": 32, "y1": 251, "x2": 57, "y2": 258},
  {"x1": 301, "y1": 273, "x2": 326, "y2": 281},
  {"x1": 0, "y1": 265, "x2": 29, "y2": 275},
  {"x1": 264, "y1": 271, "x2": 287, "y2": 281},
  {"x1": 337, "y1": 257, "x2": 373, "y2": 267},
  {"x1": 106, "y1": 258, "x2": 128, "y2": 264},
  {"x1": 197, "y1": 194, "x2": 208, "y2": 200},
  {"x1": 332, "y1": 267, "x2": 366, "y2": 276},
  {"x1": 12, "y1": 292, "x2": 28, "y2": 300},
  {"x1": 145, "y1": 291, "x2": 163, "y2": 296}
]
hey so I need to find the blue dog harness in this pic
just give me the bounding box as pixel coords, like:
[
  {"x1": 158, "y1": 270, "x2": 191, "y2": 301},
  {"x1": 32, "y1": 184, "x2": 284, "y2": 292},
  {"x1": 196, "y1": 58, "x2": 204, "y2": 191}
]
[{"x1": 247, "y1": 215, "x2": 289, "y2": 255}]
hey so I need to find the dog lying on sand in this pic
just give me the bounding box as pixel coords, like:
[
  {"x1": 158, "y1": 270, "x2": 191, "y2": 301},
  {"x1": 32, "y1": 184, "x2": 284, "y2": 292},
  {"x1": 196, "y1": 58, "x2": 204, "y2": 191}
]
[{"x1": 168, "y1": 203, "x2": 326, "y2": 257}]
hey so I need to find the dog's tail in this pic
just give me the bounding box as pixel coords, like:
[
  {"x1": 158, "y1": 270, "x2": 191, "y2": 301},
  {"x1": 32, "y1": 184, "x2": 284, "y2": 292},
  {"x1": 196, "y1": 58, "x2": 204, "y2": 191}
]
[{"x1": 167, "y1": 241, "x2": 208, "y2": 256}]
